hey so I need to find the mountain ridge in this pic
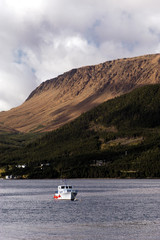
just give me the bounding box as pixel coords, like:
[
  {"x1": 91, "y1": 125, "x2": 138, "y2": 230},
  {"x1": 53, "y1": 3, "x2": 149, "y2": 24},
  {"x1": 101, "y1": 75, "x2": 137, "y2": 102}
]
[{"x1": 0, "y1": 53, "x2": 160, "y2": 132}]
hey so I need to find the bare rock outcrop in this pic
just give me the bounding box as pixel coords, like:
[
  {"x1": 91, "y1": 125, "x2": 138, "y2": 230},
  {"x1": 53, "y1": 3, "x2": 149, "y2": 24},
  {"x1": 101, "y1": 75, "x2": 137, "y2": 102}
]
[{"x1": 0, "y1": 53, "x2": 160, "y2": 132}]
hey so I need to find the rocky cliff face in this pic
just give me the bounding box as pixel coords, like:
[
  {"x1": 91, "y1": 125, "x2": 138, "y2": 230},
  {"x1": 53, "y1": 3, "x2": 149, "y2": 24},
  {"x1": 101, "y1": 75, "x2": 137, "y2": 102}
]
[{"x1": 0, "y1": 53, "x2": 160, "y2": 132}]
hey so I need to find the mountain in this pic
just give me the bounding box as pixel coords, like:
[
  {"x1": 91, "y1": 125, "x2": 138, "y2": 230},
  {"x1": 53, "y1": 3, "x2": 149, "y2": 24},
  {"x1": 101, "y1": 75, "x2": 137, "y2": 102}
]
[
  {"x1": 0, "y1": 53, "x2": 160, "y2": 132},
  {"x1": 1, "y1": 84, "x2": 160, "y2": 179}
]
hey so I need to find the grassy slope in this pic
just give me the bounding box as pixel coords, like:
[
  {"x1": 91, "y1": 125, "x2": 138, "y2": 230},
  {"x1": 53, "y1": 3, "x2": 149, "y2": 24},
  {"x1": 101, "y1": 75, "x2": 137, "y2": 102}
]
[{"x1": 1, "y1": 84, "x2": 160, "y2": 178}]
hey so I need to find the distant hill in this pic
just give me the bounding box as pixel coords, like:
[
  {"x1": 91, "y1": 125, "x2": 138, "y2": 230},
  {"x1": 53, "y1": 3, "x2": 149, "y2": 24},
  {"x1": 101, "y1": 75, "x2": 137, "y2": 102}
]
[
  {"x1": 1, "y1": 84, "x2": 160, "y2": 179},
  {"x1": 0, "y1": 53, "x2": 160, "y2": 132}
]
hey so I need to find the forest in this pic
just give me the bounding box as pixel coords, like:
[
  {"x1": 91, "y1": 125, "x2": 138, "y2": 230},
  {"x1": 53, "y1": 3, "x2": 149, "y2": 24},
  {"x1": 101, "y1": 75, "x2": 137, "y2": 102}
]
[{"x1": 1, "y1": 84, "x2": 160, "y2": 179}]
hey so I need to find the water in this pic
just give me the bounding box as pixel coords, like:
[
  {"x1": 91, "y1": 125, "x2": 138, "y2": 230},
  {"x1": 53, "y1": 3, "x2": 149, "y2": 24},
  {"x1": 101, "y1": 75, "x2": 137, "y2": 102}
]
[{"x1": 0, "y1": 179, "x2": 160, "y2": 240}]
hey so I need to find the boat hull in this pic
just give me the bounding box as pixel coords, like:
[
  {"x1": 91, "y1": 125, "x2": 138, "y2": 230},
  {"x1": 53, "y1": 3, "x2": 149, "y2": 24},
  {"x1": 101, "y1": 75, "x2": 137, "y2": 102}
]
[{"x1": 54, "y1": 191, "x2": 77, "y2": 201}]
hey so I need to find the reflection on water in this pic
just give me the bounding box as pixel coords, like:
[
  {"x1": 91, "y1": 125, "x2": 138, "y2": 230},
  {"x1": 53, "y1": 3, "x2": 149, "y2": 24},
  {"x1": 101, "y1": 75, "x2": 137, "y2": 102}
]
[{"x1": 0, "y1": 179, "x2": 160, "y2": 240}]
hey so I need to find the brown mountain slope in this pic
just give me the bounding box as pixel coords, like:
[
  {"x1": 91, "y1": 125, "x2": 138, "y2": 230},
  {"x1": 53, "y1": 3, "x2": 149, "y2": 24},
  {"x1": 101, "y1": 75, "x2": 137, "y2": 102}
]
[{"x1": 0, "y1": 53, "x2": 160, "y2": 133}]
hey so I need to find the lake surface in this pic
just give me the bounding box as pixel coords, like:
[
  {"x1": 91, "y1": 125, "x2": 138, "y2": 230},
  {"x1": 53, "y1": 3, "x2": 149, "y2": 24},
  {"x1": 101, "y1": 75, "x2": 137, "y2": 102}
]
[{"x1": 0, "y1": 179, "x2": 160, "y2": 240}]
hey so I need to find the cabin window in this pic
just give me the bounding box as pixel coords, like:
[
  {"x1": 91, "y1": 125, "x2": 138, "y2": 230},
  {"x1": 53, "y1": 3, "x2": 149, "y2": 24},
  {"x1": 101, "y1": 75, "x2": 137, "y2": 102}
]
[
  {"x1": 69, "y1": 186, "x2": 72, "y2": 189},
  {"x1": 61, "y1": 186, "x2": 65, "y2": 189}
]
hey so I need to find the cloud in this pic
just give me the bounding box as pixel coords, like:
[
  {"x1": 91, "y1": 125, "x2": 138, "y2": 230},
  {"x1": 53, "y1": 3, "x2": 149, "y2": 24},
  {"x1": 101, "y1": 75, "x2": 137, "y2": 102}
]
[{"x1": 0, "y1": 0, "x2": 160, "y2": 111}]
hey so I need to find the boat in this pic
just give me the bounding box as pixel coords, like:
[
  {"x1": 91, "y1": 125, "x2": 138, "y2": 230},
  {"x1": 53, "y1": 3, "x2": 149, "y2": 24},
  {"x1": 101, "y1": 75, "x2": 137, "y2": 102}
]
[{"x1": 53, "y1": 185, "x2": 78, "y2": 201}]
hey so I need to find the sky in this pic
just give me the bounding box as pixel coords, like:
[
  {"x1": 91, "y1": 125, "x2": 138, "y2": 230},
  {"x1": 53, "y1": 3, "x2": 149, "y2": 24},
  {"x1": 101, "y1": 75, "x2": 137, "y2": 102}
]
[{"x1": 0, "y1": 0, "x2": 160, "y2": 111}]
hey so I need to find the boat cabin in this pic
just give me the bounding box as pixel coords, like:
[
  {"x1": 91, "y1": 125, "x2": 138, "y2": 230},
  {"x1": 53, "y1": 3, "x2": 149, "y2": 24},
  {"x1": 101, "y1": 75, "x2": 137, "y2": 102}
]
[
  {"x1": 58, "y1": 185, "x2": 72, "y2": 190},
  {"x1": 57, "y1": 185, "x2": 73, "y2": 194}
]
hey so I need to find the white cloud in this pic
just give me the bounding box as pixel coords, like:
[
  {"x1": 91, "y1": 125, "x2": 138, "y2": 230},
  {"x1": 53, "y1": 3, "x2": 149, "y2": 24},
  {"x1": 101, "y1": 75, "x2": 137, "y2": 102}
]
[{"x1": 0, "y1": 0, "x2": 160, "y2": 111}]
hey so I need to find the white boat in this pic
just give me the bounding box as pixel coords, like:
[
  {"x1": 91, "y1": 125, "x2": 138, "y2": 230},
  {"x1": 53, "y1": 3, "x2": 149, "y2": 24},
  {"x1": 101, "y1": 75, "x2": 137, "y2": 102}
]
[{"x1": 54, "y1": 185, "x2": 78, "y2": 201}]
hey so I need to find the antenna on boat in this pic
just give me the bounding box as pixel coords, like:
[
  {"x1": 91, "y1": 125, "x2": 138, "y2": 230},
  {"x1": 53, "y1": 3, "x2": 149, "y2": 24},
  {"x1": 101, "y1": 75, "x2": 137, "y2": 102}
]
[{"x1": 63, "y1": 179, "x2": 67, "y2": 185}]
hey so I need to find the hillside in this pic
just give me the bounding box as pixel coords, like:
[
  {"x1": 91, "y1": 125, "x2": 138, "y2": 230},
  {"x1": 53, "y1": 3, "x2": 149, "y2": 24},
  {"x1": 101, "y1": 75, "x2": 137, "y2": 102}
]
[
  {"x1": 0, "y1": 53, "x2": 160, "y2": 132},
  {"x1": 1, "y1": 84, "x2": 160, "y2": 179}
]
